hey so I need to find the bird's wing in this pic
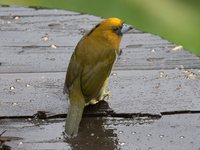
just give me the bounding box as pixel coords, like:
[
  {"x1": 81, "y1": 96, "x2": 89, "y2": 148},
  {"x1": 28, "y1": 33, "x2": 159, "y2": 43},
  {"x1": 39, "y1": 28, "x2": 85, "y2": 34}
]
[
  {"x1": 63, "y1": 51, "x2": 83, "y2": 94},
  {"x1": 80, "y1": 52, "x2": 116, "y2": 101}
]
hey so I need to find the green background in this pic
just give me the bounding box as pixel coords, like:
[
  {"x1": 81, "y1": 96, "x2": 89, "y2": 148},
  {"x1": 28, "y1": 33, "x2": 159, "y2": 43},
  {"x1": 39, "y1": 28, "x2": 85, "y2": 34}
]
[{"x1": 1, "y1": 0, "x2": 200, "y2": 56}]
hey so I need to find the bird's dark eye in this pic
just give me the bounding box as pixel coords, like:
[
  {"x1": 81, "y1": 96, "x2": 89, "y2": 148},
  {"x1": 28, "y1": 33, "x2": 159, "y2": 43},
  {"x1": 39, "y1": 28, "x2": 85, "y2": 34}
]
[
  {"x1": 112, "y1": 26, "x2": 123, "y2": 36},
  {"x1": 112, "y1": 27, "x2": 119, "y2": 32}
]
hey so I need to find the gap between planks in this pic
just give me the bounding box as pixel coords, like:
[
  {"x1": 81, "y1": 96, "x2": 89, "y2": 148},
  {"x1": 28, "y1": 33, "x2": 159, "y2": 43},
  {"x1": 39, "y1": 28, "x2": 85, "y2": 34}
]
[{"x1": 0, "y1": 67, "x2": 199, "y2": 75}]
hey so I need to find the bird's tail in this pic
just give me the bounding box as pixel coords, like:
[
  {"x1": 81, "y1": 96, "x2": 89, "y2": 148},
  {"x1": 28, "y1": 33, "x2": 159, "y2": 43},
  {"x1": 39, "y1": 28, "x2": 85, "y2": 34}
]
[{"x1": 65, "y1": 100, "x2": 85, "y2": 137}]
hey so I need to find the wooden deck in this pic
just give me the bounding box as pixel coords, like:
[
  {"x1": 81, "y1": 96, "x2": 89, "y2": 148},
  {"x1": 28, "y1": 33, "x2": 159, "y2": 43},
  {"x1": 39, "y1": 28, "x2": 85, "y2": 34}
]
[{"x1": 0, "y1": 6, "x2": 200, "y2": 150}]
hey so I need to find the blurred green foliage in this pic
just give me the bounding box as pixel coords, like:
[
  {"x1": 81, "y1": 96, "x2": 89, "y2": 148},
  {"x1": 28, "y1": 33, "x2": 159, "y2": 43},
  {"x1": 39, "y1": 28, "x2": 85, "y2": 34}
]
[{"x1": 1, "y1": 0, "x2": 200, "y2": 56}]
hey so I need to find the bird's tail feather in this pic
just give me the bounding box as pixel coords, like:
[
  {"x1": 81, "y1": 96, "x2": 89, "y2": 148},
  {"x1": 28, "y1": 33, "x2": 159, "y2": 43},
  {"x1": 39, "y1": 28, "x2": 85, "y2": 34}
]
[{"x1": 65, "y1": 101, "x2": 85, "y2": 137}]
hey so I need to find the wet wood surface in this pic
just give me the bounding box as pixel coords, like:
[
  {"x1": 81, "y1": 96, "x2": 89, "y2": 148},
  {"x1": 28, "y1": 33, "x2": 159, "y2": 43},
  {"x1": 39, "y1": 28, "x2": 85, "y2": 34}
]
[
  {"x1": 1, "y1": 114, "x2": 200, "y2": 150},
  {"x1": 0, "y1": 6, "x2": 200, "y2": 150}
]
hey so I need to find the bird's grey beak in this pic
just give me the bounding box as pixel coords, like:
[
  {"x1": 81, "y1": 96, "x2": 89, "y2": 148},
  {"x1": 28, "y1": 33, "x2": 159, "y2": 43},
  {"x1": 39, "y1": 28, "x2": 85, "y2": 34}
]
[{"x1": 121, "y1": 24, "x2": 133, "y2": 34}]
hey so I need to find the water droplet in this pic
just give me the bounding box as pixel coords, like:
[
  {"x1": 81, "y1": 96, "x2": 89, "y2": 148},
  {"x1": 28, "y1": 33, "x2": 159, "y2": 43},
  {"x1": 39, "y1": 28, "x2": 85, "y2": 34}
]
[
  {"x1": 147, "y1": 134, "x2": 151, "y2": 137},
  {"x1": 151, "y1": 49, "x2": 156, "y2": 53},
  {"x1": 51, "y1": 44, "x2": 57, "y2": 49},
  {"x1": 112, "y1": 72, "x2": 117, "y2": 76},
  {"x1": 26, "y1": 28, "x2": 31, "y2": 31},
  {"x1": 26, "y1": 84, "x2": 30, "y2": 87},
  {"x1": 119, "y1": 142, "x2": 125, "y2": 146},
  {"x1": 159, "y1": 135, "x2": 164, "y2": 138},
  {"x1": 18, "y1": 141, "x2": 23, "y2": 145},
  {"x1": 119, "y1": 131, "x2": 123, "y2": 134},
  {"x1": 180, "y1": 65, "x2": 184, "y2": 69},
  {"x1": 10, "y1": 86, "x2": 15, "y2": 90},
  {"x1": 12, "y1": 102, "x2": 17, "y2": 106},
  {"x1": 56, "y1": 136, "x2": 62, "y2": 140},
  {"x1": 90, "y1": 133, "x2": 95, "y2": 136},
  {"x1": 113, "y1": 80, "x2": 117, "y2": 84},
  {"x1": 155, "y1": 83, "x2": 160, "y2": 89},
  {"x1": 16, "y1": 79, "x2": 21, "y2": 82},
  {"x1": 79, "y1": 28, "x2": 86, "y2": 35},
  {"x1": 148, "y1": 147, "x2": 152, "y2": 150},
  {"x1": 136, "y1": 147, "x2": 141, "y2": 150},
  {"x1": 50, "y1": 58, "x2": 56, "y2": 61},
  {"x1": 131, "y1": 131, "x2": 136, "y2": 135},
  {"x1": 176, "y1": 84, "x2": 182, "y2": 90},
  {"x1": 179, "y1": 136, "x2": 185, "y2": 139},
  {"x1": 28, "y1": 118, "x2": 32, "y2": 121}
]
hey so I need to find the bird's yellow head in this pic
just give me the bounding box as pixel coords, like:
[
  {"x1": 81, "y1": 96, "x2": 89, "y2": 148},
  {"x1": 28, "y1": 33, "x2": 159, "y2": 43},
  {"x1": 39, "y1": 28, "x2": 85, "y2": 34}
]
[
  {"x1": 86, "y1": 18, "x2": 133, "y2": 49},
  {"x1": 88, "y1": 18, "x2": 132, "y2": 37}
]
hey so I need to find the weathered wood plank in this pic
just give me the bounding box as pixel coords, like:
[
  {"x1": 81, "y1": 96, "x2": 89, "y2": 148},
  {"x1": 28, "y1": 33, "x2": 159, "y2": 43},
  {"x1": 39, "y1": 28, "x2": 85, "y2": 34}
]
[
  {"x1": 1, "y1": 114, "x2": 200, "y2": 150},
  {"x1": 0, "y1": 12, "x2": 101, "y2": 32},
  {"x1": 0, "y1": 69, "x2": 200, "y2": 117},
  {"x1": 1, "y1": 32, "x2": 200, "y2": 73},
  {"x1": 0, "y1": 6, "x2": 79, "y2": 16},
  {"x1": 0, "y1": 7, "x2": 200, "y2": 73},
  {"x1": 0, "y1": 6, "x2": 200, "y2": 150}
]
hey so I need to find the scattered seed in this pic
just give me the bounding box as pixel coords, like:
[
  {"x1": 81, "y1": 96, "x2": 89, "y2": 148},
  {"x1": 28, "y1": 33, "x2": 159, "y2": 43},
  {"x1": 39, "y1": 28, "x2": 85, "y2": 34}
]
[
  {"x1": 90, "y1": 133, "x2": 95, "y2": 136},
  {"x1": 172, "y1": 45, "x2": 183, "y2": 51},
  {"x1": 159, "y1": 71, "x2": 165, "y2": 78},
  {"x1": 119, "y1": 142, "x2": 125, "y2": 146},
  {"x1": 14, "y1": 16, "x2": 20, "y2": 20},
  {"x1": 41, "y1": 34, "x2": 49, "y2": 41},
  {"x1": 182, "y1": 69, "x2": 197, "y2": 80},
  {"x1": 51, "y1": 44, "x2": 57, "y2": 49}
]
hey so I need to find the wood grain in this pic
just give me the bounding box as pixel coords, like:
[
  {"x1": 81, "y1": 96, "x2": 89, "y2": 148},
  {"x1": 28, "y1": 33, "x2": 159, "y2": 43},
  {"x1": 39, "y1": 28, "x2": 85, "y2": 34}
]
[{"x1": 0, "y1": 69, "x2": 199, "y2": 117}]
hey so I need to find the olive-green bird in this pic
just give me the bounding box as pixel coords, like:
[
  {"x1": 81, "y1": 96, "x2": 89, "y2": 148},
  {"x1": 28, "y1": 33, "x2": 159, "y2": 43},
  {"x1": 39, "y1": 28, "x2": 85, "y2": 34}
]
[{"x1": 64, "y1": 18, "x2": 132, "y2": 137}]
